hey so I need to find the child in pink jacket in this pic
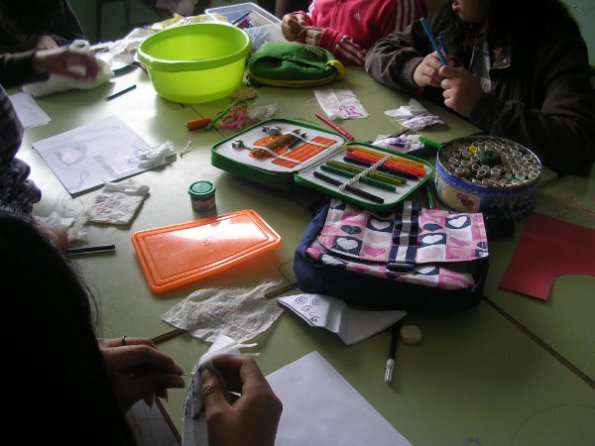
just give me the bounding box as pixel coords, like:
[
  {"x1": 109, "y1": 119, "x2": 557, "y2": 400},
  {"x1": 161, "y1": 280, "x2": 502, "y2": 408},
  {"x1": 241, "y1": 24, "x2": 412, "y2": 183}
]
[{"x1": 281, "y1": 0, "x2": 428, "y2": 66}]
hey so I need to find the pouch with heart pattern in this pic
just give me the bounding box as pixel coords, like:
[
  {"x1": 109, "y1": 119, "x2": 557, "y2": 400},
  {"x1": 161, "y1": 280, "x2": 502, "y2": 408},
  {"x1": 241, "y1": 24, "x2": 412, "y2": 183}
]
[{"x1": 306, "y1": 198, "x2": 488, "y2": 290}]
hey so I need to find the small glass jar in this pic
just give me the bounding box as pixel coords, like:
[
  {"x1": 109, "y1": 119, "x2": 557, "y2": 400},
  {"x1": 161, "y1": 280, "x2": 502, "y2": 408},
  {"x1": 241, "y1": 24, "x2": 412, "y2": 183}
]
[{"x1": 188, "y1": 180, "x2": 216, "y2": 215}]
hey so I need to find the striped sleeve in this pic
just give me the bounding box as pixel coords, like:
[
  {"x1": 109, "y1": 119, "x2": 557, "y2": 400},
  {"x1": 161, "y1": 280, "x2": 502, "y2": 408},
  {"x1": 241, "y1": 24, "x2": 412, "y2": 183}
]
[{"x1": 335, "y1": 35, "x2": 367, "y2": 66}]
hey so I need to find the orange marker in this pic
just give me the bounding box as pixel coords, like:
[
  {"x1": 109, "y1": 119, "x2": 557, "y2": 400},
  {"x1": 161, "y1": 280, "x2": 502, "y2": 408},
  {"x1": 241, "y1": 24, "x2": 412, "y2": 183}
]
[{"x1": 185, "y1": 117, "x2": 212, "y2": 130}]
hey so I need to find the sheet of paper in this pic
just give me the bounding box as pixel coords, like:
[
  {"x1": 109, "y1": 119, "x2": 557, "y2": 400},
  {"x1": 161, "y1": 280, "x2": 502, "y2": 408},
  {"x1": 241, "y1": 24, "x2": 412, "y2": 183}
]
[
  {"x1": 33, "y1": 115, "x2": 162, "y2": 196},
  {"x1": 499, "y1": 213, "x2": 595, "y2": 300},
  {"x1": 314, "y1": 88, "x2": 369, "y2": 120},
  {"x1": 126, "y1": 400, "x2": 179, "y2": 446},
  {"x1": 267, "y1": 351, "x2": 412, "y2": 446},
  {"x1": 277, "y1": 293, "x2": 406, "y2": 345},
  {"x1": 9, "y1": 92, "x2": 50, "y2": 129}
]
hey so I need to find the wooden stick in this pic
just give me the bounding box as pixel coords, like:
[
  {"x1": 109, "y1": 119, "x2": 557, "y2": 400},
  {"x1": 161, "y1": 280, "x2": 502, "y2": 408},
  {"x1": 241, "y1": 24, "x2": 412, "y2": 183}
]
[
  {"x1": 151, "y1": 328, "x2": 186, "y2": 345},
  {"x1": 265, "y1": 282, "x2": 299, "y2": 299}
]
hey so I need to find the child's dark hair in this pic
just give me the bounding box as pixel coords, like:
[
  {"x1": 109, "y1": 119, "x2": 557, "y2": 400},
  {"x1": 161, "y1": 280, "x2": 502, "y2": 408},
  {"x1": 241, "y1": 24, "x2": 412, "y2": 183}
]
[
  {"x1": 0, "y1": 0, "x2": 64, "y2": 35},
  {"x1": 0, "y1": 207, "x2": 136, "y2": 445}
]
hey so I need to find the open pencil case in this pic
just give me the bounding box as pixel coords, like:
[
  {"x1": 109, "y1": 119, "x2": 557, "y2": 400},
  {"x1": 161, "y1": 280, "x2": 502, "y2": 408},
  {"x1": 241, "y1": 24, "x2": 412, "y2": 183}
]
[
  {"x1": 211, "y1": 118, "x2": 434, "y2": 211},
  {"x1": 294, "y1": 198, "x2": 490, "y2": 312}
]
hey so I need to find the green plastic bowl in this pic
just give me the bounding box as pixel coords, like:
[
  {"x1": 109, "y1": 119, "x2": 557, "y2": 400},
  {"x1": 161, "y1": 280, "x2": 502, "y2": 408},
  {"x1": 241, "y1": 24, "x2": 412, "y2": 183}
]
[{"x1": 137, "y1": 23, "x2": 251, "y2": 103}]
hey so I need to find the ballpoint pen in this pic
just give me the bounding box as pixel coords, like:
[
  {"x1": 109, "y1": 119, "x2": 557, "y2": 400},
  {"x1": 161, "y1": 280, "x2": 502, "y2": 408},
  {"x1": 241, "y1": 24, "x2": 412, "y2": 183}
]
[{"x1": 384, "y1": 322, "x2": 400, "y2": 384}]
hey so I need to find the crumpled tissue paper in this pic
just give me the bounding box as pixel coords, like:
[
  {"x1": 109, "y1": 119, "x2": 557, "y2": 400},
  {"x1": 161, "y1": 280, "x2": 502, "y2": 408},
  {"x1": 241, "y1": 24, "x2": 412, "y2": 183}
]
[
  {"x1": 161, "y1": 280, "x2": 284, "y2": 343},
  {"x1": 85, "y1": 180, "x2": 149, "y2": 225},
  {"x1": 384, "y1": 98, "x2": 445, "y2": 131}
]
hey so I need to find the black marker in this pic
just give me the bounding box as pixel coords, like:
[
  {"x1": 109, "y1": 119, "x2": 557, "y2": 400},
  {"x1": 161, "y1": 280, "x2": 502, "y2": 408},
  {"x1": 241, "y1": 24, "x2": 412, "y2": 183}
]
[{"x1": 66, "y1": 244, "x2": 116, "y2": 256}]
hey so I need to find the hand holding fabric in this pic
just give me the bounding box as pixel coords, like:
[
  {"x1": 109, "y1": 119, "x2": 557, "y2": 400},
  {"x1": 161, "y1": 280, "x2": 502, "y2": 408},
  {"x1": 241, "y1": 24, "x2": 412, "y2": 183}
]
[
  {"x1": 35, "y1": 35, "x2": 59, "y2": 50},
  {"x1": 99, "y1": 337, "x2": 185, "y2": 411},
  {"x1": 32, "y1": 47, "x2": 99, "y2": 81},
  {"x1": 201, "y1": 355, "x2": 282, "y2": 446}
]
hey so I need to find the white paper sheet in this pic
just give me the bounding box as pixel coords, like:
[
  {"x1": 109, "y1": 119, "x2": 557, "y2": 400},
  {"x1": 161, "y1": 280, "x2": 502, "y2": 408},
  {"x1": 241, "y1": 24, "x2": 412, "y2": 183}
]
[
  {"x1": 9, "y1": 92, "x2": 50, "y2": 129},
  {"x1": 277, "y1": 293, "x2": 406, "y2": 345},
  {"x1": 314, "y1": 88, "x2": 369, "y2": 120},
  {"x1": 33, "y1": 115, "x2": 167, "y2": 196},
  {"x1": 267, "y1": 351, "x2": 412, "y2": 446}
]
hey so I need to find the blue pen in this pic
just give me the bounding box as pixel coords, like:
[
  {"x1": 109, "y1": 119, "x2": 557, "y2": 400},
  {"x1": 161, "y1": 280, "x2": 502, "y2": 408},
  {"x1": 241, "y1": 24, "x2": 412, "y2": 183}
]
[
  {"x1": 419, "y1": 17, "x2": 448, "y2": 65},
  {"x1": 438, "y1": 35, "x2": 447, "y2": 55}
]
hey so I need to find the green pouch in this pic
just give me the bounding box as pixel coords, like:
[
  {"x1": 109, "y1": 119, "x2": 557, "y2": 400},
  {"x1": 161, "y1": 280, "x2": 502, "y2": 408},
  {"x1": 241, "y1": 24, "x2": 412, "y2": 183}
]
[{"x1": 247, "y1": 42, "x2": 346, "y2": 87}]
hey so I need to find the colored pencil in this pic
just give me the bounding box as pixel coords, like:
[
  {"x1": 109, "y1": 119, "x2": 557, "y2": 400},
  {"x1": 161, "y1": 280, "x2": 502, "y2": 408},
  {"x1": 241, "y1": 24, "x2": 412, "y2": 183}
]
[{"x1": 315, "y1": 112, "x2": 355, "y2": 141}]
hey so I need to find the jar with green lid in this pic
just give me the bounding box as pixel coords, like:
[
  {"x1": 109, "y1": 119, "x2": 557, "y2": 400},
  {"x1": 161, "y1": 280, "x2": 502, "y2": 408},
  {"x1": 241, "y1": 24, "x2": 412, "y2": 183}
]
[{"x1": 188, "y1": 180, "x2": 216, "y2": 214}]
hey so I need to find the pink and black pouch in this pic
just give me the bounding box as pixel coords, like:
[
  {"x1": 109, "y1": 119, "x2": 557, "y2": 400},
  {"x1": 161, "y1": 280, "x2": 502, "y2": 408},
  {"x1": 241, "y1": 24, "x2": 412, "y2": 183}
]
[{"x1": 294, "y1": 198, "x2": 489, "y2": 312}]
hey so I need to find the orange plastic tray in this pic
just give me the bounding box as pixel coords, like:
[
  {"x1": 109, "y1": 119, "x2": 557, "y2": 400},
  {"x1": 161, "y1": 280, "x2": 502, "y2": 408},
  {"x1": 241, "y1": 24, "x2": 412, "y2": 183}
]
[{"x1": 131, "y1": 210, "x2": 282, "y2": 294}]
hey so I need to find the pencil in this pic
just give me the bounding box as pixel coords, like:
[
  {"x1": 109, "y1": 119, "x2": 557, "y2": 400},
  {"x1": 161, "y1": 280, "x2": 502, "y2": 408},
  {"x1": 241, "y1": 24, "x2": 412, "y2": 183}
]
[
  {"x1": 265, "y1": 282, "x2": 299, "y2": 299},
  {"x1": 313, "y1": 171, "x2": 384, "y2": 204},
  {"x1": 232, "y1": 11, "x2": 250, "y2": 25},
  {"x1": 315, "y1": 112, "x2": 355, "y2": 141},
  {"x1": 105, "y1": 84, "x2": 136, "y2": 101},
  {"x1": 151, "y1": 328, "x2": 187, "y2": 345},
  {"x1": 419, "y1": 17, "x2": 447, "y2": 65}
]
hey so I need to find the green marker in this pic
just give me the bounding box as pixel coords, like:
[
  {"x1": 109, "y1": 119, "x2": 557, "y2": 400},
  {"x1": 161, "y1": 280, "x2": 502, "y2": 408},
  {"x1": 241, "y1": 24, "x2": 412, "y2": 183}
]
[
  {"x1": 327, "y1": 160, "x2": 406, "y2": 186},
  {"x1": 321, "y1": 164, "x2": 397, "y2": 192},
  {"x1": 418, "y1": 136, "x2": 441, "y2": 149}
]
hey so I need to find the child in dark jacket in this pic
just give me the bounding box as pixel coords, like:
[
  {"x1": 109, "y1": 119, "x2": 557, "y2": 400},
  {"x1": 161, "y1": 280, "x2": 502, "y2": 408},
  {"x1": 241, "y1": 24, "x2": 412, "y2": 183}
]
[{"x1": 365, "y1": 0, "x2": 595, "y2": 176}]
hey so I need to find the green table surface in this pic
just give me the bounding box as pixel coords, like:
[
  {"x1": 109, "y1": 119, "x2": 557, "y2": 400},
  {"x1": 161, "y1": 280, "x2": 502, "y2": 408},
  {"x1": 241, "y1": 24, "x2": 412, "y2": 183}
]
[
  {"x1": 483, "y1": 171, "x2": 595, "y2": 384},
  {"x1": 16, "y1": 64, "x2": 595, "y2": 444}
]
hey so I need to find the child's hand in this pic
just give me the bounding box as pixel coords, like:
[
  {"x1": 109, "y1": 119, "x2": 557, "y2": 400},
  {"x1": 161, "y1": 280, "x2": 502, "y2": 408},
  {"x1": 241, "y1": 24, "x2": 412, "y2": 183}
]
[
  {"x1": 35, "y1": 35, "x2": 59, "y2": 50},
  {"x1": 301, "y1": 27, "x2": 324, "y2": 46},
  {"x1": 439, "y1": 65, "x2": 485, "y2": 117},
  {"x1": 99, "y1": 337, "x2": 185, "y2": 411},
  {"x1": 413, "y1": 52, "x2": 445, "y2": 88},
  {"x1": 201, "y1": 355, "x2": 282, "y2": 446},
  {"x1": 32, "y1": 47, "x2": 99, "y2": 81},
  {"x1": 281, "y1": 14, "x2": 304, "y2": 41}
]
